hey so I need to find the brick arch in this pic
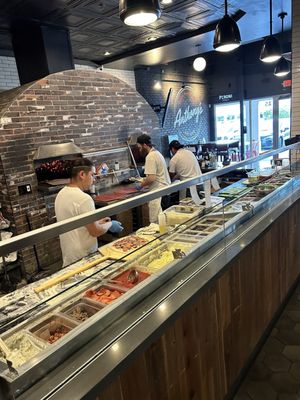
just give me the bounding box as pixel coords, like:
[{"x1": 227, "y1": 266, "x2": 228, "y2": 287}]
[{"x1": 0, "y1": 69, "x2": 159, "y2": 275}]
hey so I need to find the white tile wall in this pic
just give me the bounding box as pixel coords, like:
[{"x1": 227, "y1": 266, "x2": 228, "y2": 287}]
[
  {"x1": 0, "y1": 57, "x2": 136, "y2": 91},
  {"x1": 0, "y1": 56, "x2": 20, "y2": 90},
  {"x1": 102, "y1": 66, "x2": 136, "y2": 89}
]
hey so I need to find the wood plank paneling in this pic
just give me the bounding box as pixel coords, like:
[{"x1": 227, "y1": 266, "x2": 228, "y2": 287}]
[{"x1": 96, "y1": 200, "x2": 300, "y2": 400}]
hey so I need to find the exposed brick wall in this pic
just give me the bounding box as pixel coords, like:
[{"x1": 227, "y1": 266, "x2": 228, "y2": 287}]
[
  {"x1": 0, "y1": 69, "x2": 159, "y2": 276},
  {"x1": 292, "y1": 0, "x2": 300, "y2": 168}
]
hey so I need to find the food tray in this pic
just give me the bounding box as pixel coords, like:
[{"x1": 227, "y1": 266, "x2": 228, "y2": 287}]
[
  {"x1": 164, "y1": 205, "x2": 201, "y2": 225},
  {"x1": 99, "y1": 235, "x2": 156, "y2": 259},
  {"x1": 84, "y1": 284, "x2": 126, "y2": 305},
  {"x1": 29, "y1": 314, "x2": 78, "y2": 344},
  {"x1": 61, "y1": 299, "x2": 103, "y2": 323},
  {"x1": 136, "y1": 241, "x2": 194, "y2": 273},
  {"x1": 0, "y1": 331, "x2": 48, "y2": 369},
  {"x1": 108, "y1": 267, "x2": 151, "y2": 289},
  {"x1": 169, "y1": 234, "x2": 199, "y2": 244}
]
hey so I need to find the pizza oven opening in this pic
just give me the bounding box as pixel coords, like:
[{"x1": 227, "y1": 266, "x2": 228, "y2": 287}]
[{"x1": 33, "y1": 142, "x2": 83, "y2": 193}]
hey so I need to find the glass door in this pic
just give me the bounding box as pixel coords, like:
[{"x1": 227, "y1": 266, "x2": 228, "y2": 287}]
[
  {"x1": 214, "y1": 102, "x2": 241, "y2": 141},
  {"x1": 258, "y1": 98, "x2": 273, "y2": 153},
  {"x1": 278, "y1": 98, "x2": 291, "y2": 147}
]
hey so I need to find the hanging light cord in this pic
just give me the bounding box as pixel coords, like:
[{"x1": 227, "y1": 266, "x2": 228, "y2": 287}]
[
  {"x1": 269, "y1": 0, "x2": 273, "y2": 35},
  {"x1": 224, "y1": 0, "x2": 228, "y2": 16}
]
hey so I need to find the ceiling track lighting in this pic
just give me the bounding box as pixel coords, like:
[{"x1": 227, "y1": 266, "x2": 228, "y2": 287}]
[
  {"x1": 119, "y1": 0, "x2": 161, "y2": 27},
  {"x1": 260, "y1": 0, "x2": 281, "y2": 63},
  {"x1": 193, "y1": 44, "x2": 206, "y2": 72},
  {"x1": 213, "y1": 0, "x2": 241, "y2": 52},
  {"x1": 274, "y1": 12, "x2": 290, "y2": 77}
]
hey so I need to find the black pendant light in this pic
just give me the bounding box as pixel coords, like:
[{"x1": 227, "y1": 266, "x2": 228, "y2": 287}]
[
  {"x1": 260, "y1": 0, "x2": 281, "y2": 63},
  {"x1": 274, "y1": 12, "x2": 290, "y2": 77},
  {"x1": 213, "y1": 0, "x2": 241, "y2": 52},
  {"x1": 119, "y1": 0, "x2": 161, "y2": 27}
]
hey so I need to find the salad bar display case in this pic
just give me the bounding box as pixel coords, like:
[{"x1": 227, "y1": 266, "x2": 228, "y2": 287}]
[{"x1": 0, "y1": 144, "x2": 299, "y2": 400}]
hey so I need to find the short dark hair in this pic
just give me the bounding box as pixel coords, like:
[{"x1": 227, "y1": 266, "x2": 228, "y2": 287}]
[
  {"x1": 71, "y1": 158, "x2": 93, "y2": 178},
  {"x1": 169, "y1": 140, "x2": 184, "y2": 150},
  {"x1": 137, "y1": 134, "x2": 152, "y2": 146}
]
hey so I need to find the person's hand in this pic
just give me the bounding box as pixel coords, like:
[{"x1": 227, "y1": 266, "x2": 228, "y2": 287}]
[
  {"x1": 99, "y1": 217, "x2": 111, "y2": 224},
  {"x1": 135, "y1": 182, "x2": 143, "y2": 191},
  {"x1": 109, "y1": 220, "x2": 124, "y2": 233}
]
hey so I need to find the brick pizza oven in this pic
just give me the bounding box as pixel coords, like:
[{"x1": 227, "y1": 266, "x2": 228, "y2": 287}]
[{"x1": 0, "y1": 69, "x2": 160, "y2": 278}]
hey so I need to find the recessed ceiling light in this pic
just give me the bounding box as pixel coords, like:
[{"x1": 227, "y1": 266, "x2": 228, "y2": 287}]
[
  {"x1": 161, "y1": 0, "x2": 173, "y2": 4},
  {"x1": 104, "y1": 51, "x2": 111, "y2": 56},
  {"x1": 147, "y1": 36, "x2": 158, "y2": 42}
]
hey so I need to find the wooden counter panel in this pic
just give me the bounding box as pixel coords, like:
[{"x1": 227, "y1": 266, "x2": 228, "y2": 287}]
[{"x1": 96, "y1": 200, "x2": 300, "y2": 400}]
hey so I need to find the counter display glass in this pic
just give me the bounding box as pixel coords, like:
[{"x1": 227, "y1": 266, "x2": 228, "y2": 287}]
[{"x1": 0, "y1": 144, "x2": 299, "y2": 399}]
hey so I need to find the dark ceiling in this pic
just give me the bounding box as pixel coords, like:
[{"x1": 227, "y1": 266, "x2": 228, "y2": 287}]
[{"x1": 0, "y1": 0, "x2": 292, "y2": 69}]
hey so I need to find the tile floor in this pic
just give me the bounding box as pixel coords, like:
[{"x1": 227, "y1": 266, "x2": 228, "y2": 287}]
[{"x1": 234, "y1": 283, "x2": 300, "y2": 400}]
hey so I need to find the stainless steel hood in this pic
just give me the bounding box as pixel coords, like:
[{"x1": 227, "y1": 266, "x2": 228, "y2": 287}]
[{"x1": 33, "y1": 142, "x2": 83, "y2": 160}]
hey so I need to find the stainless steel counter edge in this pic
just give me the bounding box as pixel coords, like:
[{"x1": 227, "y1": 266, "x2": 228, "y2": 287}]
[
  {"x1": 0, "y1": 143, "x2": 299, "y2": 257},
  {"x1": 14, "y1": 181, "x2": 300, "y2": 400}
]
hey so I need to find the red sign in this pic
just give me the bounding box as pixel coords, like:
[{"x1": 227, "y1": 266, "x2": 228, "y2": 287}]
[{"x1": 282, "y1": 80, "x2": 292, "y2": 88}]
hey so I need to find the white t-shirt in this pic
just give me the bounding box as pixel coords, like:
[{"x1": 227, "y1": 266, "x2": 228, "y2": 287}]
[
  {"x1": 169, "y1": 148, "x2": 202, "y2": 180},
  {"x1": 144, "y1": 148, "x2": 171, "y2": 190},
  {"x1": 55, "y1": 186, "x2": 97, "y2": 267}
]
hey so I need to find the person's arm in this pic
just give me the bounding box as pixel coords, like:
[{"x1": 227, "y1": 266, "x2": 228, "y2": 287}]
[
  {"x1": 80, "y1": 198, "x2": 112, "y2": 237},
  {"x1": 169, "y1": 159, "x2": 177, "y2": 181},
  {"x1": 86, "y1": 217, "x2": 112, "y2": 237},
  {"x1": 140, "y1": 174, "x2": 156, "y2": 188}
]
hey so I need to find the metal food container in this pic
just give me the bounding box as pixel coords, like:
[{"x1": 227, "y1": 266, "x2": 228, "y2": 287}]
[
  {"x1": 107, "y1": 267, "x2": 151, "y2": 289},
  {"x1": 164, "y1": 204, "x2": 201, "y2": 225},
  {"x1": 83, "y1": 284, "x2": 127, "y2": 305},
  {"x1": 29, "y1": 315, "x2": 78, "y2": 344},
  {"x1": 61, "y1": 299, "x2": 103, "y2": 323}
]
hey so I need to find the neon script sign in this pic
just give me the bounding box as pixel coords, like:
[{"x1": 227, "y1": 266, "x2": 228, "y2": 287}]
[{"x1": 173, "y1": 86, "x2": 204, "y2": 143}]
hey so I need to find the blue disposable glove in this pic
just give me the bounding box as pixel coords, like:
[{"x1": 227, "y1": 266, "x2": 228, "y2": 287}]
[
  {"x1": 135, "y1": 182, "x2": 143, "y2": 191},
  {"x1": 109, "y1": 220, "x2": 124, "y2": 233}
]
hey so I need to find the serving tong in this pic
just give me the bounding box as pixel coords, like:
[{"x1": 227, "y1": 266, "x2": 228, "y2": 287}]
[{"x1": 172, "y1": 249, "x2": 186, "y2": 259}]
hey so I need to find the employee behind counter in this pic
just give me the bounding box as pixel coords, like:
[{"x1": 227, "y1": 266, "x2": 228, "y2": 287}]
[
  {"x1": 55, "y1": 158, "x2": 123, "y2": 267},
  {"x1": 135, "y1": 134, "x2": 171, "y2": 223}
]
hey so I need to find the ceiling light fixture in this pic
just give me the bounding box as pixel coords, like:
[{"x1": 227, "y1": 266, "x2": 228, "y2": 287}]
[
  {"x1": 119, "y1": 0, "x2": 161, "y2": 27},
  {"x1": 193, "y1": 57, "x2": 206, "y2": 72},
  {"x1": 213, "y1": 0, "x2": 241, "y2": 52},
  {"x1": 193, "y1": 45, "x2": 206, "y2": 72},
  {"x1": 260, "y1": 0, "x2": 281, "y2": 63},
  {"x1": 274, "y1": 12, "x2": 290, "y2": 77},
  {"x1": 161, "y1": 0, "x2": 173, "y2": 4}
]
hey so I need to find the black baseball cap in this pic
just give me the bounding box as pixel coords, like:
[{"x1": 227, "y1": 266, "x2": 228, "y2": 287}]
[
  {"x1": 169, "y1": 140, "x2": 184, "y2": 150},
  {"x1": 137, "y1": 134, "x2": 152, "y2": 146}
]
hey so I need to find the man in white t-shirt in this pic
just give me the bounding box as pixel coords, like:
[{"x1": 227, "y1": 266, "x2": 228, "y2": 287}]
[
  {"x1": 55, "y1": 158, "x2": 123, "y2": 267},
  {"x1": 136, "y1": 134, "x2": 171, "y2": 223},
  {"x1": 169, "y1": 140, "x2": 202, "y2": 181},
  {"x1": 169, "y1": 140, "x2": 202, "y2": 199}
]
